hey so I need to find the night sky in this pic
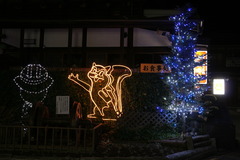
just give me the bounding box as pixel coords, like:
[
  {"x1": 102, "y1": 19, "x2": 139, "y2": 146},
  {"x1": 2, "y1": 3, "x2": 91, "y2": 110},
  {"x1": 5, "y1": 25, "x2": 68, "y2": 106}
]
[
  {"x1": 147, "y1": 0, "x2": 240, "y2": 44},
  {"x1": 190, "y1": 1, "x2": 239, "y2": 44}
]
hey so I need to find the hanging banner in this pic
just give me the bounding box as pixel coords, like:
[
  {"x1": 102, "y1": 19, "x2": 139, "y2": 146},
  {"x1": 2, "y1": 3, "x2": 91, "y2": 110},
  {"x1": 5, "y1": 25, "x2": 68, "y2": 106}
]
[
  {"x1": 140, "y1": 63, "x2": 170, "y2": 73},
  {"x1": 56, "y1": 96, "x2": 70, "y2": 114},
  {"x1": 194, "y1": 50, "x2": 208, "y2": 84}
]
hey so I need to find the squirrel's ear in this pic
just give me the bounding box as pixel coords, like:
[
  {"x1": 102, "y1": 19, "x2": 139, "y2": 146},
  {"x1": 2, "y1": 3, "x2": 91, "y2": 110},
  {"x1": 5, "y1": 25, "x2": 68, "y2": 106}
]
[
  {"x1": 92, "y1": 62, "x2": 96, "y2": 66},
  {"x1": 105, "y1": 66, "x2": 112, "y2": 74}
]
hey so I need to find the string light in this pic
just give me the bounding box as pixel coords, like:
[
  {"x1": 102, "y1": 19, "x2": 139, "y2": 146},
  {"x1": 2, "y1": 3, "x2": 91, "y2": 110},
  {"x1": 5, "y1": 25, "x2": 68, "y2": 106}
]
[
  {"x1": 163, "y1": 7, "x2": 206, "y2": 115},
  {"x1": 68, "y1": 62, "x2": 132, "y2": 121},
  {"x1": 14, "y1": 64, "x2": 54, "y2": 123},
  {"x1": 14, "y1": 64, "x2": 54, "y2": 95}
]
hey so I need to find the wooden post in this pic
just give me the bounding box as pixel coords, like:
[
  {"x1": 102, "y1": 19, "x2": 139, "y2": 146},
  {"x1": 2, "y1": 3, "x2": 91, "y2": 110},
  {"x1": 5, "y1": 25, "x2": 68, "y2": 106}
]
[
  {"x1": 182, "y1": 114, "x2": 186, "y2": 138},
  {"x1": 186, "y1": 136, "x2": 194, "y2": 150},
  {"x1": 92, "y1": 129, "x2": 95, "y2": 153}
]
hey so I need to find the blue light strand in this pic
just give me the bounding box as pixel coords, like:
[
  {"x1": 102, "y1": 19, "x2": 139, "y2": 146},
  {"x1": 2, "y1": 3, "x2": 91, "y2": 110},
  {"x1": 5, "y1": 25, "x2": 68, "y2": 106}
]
[{"x1": 163, "y1": 7, "x2": 206, "y2": 115}]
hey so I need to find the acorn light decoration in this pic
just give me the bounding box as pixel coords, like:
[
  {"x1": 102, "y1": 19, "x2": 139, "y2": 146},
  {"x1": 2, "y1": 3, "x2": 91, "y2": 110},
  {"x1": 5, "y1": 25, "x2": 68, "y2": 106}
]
[{"x1": 13, "y1": 64, "x2": 54, "y2": 121}]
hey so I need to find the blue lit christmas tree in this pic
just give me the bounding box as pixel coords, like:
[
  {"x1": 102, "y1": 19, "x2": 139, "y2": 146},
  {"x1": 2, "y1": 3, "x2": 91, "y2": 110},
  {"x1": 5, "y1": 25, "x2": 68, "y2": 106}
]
[{"x1": 163, "y1": 7, "x2": 205, "y2": 116}]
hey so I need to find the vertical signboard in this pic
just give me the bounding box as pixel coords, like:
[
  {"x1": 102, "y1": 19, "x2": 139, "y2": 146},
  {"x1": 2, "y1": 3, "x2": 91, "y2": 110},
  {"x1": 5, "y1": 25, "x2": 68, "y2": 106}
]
[
  {"x1": 56, "y1": 96, "x2": 70, "y2": 114},
  {"x1": 194, "y1": 50, "x2": 208, "y2": 84},
  {"x1": 213, "y1": 79, "x2": 225, "y2": 95}
]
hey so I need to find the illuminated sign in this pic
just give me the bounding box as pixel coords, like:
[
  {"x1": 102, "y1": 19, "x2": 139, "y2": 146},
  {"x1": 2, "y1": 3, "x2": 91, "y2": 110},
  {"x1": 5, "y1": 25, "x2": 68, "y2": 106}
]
[
  {"x1": 213, "y1": 79, "x2": 225, "y2": 95},
  {"x1": 140, "y1": 63, "x2": 170, "y2": 73},
  {"x1": 194, "y1": 50, "x2": 207, "y2": 84},
  {"x1": 68, "y1": 62, "x2": 132, "y2": 121}
]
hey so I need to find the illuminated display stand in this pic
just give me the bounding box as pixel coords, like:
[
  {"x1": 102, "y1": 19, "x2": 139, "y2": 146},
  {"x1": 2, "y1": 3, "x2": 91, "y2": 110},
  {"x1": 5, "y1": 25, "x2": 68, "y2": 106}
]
[{"x1": 194, "y1": 50, "x2": 208, "y2": 84}]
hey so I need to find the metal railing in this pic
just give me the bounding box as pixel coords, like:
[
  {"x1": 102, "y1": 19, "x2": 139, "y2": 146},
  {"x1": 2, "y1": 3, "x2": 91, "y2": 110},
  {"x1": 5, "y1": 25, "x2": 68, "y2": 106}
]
[{"x1": 0, "y1": 124, "x2": 102, "y2": 154}]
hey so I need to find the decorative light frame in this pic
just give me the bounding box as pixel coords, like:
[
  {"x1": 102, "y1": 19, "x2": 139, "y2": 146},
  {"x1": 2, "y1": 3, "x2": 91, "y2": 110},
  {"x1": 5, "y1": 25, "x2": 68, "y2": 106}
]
[
  {"x1": 14, "y1": 64, "x2": 54, "y2": 105},
  {"x1": 68, "y1": 62, "x2": 132, "y2": 121}
]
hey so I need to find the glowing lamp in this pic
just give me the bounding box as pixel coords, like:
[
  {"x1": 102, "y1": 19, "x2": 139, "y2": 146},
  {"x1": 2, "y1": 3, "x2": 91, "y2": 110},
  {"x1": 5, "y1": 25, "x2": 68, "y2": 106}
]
[{"x1": 213, "y1": 79, "x2": 225, "y2": 95}]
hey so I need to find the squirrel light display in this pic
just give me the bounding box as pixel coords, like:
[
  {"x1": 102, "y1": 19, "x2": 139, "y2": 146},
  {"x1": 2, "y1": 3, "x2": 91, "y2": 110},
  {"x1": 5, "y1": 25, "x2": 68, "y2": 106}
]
[{"x1": 68, "y1": 62, "x2": 132, "y2": 121}]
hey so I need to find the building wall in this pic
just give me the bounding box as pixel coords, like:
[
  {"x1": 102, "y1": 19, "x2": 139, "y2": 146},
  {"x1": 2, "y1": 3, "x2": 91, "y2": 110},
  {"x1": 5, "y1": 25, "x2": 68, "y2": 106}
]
[
  {"x1": 2, "y1": 27, "x2": 171, "y2": 48},
  {"x1": 1, "y1": 27, "x2": 171, "y2": 68},
  {"x1": 209, "y1": 44, "x2": 240, "y2": 142}
]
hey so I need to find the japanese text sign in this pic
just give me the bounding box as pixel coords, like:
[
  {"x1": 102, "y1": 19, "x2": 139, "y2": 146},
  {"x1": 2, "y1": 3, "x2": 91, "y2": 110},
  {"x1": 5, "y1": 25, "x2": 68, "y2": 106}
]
[
  {"x1": 140, "y1": 63, "x2": 170, "y2": 73},
  {"x1": 56, "y1": 96, "x2": 70, "y2": 114}
]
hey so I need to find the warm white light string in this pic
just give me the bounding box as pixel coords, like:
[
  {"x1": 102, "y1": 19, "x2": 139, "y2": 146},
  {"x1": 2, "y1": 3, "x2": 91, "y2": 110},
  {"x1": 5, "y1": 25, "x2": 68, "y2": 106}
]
[{"x1": 68, "y1": 62, "x2": 132, "y2": 121}]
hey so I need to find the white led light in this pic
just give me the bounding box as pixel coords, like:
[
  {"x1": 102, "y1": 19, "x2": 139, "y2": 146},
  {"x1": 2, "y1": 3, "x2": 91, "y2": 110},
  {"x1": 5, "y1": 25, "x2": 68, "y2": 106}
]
[
  {"x1": 14, "y1": 64, "x2": 54, "y2": 118},
  {"x1": 14, "y1": 64, "x2": 54, "y2": 95},
  {"x1": 213, "y1": 79, "x2": 225, "y2": 95}
]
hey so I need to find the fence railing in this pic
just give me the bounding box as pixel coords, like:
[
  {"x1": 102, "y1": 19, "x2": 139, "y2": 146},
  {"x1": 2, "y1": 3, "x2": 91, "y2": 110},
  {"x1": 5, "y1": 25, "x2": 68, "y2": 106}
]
[
  {"x1": 0, "y1": 124, "x2": 102, "y2": 154},
  {"x1": 117, "y1": 111, "x2": 178, "y2": 128}
]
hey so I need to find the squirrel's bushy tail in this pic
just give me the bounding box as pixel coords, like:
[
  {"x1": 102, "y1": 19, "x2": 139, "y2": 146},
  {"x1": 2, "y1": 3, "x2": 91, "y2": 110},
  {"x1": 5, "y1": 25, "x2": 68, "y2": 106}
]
[{"x1": 112, "y1": 65, "x2": 132, "y2": 115}]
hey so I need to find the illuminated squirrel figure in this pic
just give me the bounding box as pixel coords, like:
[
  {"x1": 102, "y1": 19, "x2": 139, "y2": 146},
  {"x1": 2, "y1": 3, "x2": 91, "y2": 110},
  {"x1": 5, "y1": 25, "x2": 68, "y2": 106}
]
[{"x1": 68, "y1": 62, "x2": 132, "y2": 120}]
